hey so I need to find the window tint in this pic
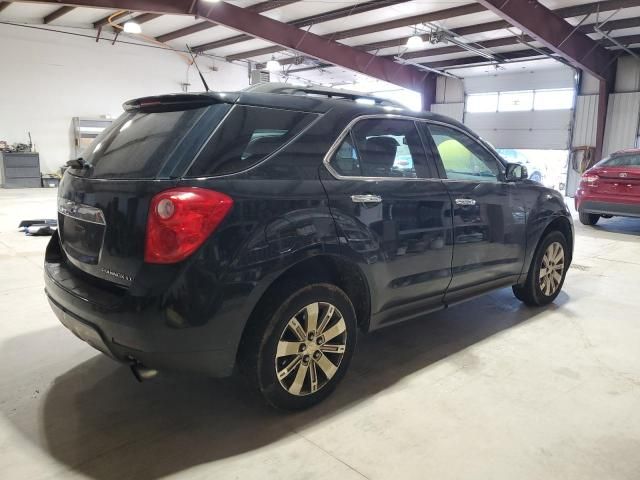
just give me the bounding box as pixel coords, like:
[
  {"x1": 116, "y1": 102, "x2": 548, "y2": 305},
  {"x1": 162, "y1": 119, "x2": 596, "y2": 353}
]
[
  {"x1": 427, "y1": 124, "x2": 501, "y2": 182},
  {"x1": 79, "y1": 104, "x2": 230, "y2": 179},
  {"x1": 330, "y1": 119, "x2": 428, "y2": 178},
  {"x1": 598, "y1": 153, "x2": 640, "y2": 167},
  {"x1": 187, "y1": 106, "x2": 317, "y2": 177}
]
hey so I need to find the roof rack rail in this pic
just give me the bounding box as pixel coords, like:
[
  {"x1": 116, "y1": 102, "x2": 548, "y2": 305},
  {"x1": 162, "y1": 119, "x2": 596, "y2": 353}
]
[{"x1": 244, "y1": 83, "x2": 405, "y2": 108}]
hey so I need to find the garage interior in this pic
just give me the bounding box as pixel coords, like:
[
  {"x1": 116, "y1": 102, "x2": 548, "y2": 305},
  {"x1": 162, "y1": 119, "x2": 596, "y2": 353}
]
[{"x1": 1, "y1": 0, "x2": 640, "y2": 478}]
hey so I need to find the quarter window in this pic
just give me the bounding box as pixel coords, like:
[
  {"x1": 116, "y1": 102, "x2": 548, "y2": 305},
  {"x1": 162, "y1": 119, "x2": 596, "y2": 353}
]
[
  {"x1": 187, "y1": 105, "x2": 317, "y2": 177},
  {"x1": 427, "y1": 124, "x2": 501, "y2": 182},
  {"x1": 330, "y1": 119, "x2": 428, "y2": 178}
]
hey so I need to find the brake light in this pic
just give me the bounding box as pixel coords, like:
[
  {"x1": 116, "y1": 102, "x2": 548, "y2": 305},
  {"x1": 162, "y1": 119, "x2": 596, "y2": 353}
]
[
  {"x1": 581, "y1": 174, "x2": 599, "y2": 186},
  {"x1": 145, "y1": 187, "x2": 233, "y2": 264}
]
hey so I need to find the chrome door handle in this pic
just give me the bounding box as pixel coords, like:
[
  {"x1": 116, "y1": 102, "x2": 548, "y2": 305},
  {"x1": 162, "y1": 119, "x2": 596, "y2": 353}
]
[
  {"x1": 351, "y1": 194, "x2": 382, "y2": 204},
  {"x1": 455, "y1": 198, "x2": 476, "y2": 206}
]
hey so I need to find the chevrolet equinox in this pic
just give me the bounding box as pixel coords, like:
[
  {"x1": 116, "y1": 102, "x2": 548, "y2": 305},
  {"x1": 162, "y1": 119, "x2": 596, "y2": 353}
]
[{"x1": 45, "y1": 84, "x2": 573, "y2": 409}]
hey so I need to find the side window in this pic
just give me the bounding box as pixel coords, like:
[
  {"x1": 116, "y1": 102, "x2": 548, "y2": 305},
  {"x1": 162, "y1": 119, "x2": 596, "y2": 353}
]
[
  {"x1": 330, "y1": 119, "x2": 429, "y2": 178},
  {"x1": 426, "y1": 124, "x2": 502, "y2": 182},
  {"x1": 187, "y1": 106, "x2": 317, "y2": 177}
]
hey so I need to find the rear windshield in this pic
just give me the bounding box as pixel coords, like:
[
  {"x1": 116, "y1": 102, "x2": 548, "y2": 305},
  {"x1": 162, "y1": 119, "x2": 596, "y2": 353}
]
[
  {"x1": 598, "y1": 153, "x2": 640, "y2": 168},
  {"x1": 186, "y1": 105, "x2": 317, "y2": 177},
  {"x1": 75, "y1": 103, "x2": 231, "y2": 179}
]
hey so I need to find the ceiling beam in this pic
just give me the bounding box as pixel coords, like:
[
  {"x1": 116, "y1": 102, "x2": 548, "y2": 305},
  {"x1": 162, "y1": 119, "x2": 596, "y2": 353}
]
[
  {"x1": 286, "y1": 34, "x2": 640, "y2": 76},
  {"x1": 0, "y1": 1, "x2": 11, "y2": 13},
  {"x1": 43, "y1": 5, "x2": 75, "y2": 23},
  {"x1": 194, "y1": 1, "x2": 431, "y2": 91},
  {"x1": 26, "y1": 0, "x2": 433, "y2": 91},
  {"x1": 93, "y1": 10, "x2": 127, "y2": 29},
  {"x1": 93, "y1": 10, "x2": 161, "y2": 29},
  {"x1": 475, "y1": 0, "x2": 615, "y2": 81},
  {"x1": 224, "y1": 3, "x2": 485, "y2": 60},
  {"x1": 424, "y1": 48, "x2": 553, "y2": 69},
  {"x1": 156, "y1": 22, "x2": 212, "y2": 42},
  {"x1": 261, "y1": 0, "x2": 640, "y2": 71},
  {"x1": 391, "y1": 18, "x2": 640, "y2": 62},
  {"x1": 155, "y1": 0, "x2": 300, "y2": 43},
  {"x1": 193, "y1": 0, "x2": 411, "y2": 52},
  {"x1": 128, "y1": 12, "x2": 161, "y2": 24}
]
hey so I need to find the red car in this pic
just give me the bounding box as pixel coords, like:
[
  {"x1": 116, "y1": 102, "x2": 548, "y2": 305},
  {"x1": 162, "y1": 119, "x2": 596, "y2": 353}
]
[{"x1": 575, "y1": 149, "x2": 640, "y2": 225}]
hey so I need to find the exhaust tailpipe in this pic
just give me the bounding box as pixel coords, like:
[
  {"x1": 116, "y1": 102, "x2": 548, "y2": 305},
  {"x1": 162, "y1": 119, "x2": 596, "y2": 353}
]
[{"x1": 130, "y1": 362, "x2": 159, "y2": 382}]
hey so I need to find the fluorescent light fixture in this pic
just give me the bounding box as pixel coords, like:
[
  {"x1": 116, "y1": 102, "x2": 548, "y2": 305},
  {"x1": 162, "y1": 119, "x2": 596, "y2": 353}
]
[
  {"x1": 266, "y1": 57, "x2": 280, "y2": 72},
  {"x1": 123, "y1": 21, "x2": 141, "y2": 34},
  {"x1": 406, "y1": 34, "x2": 423, "y2": 50},
  {"x1": 355, "y1": 98, "x2": 376, "y2": 106}
]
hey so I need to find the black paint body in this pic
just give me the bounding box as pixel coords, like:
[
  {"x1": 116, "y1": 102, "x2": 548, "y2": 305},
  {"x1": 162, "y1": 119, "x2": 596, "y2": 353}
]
[{"x1": 45, "y1": 90, "x2": 574, "y2": 377}]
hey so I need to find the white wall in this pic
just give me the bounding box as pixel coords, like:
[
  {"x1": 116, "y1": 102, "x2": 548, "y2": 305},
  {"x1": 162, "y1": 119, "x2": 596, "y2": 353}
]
[{"x1": 0, "y1": 23, "x2": 248, "y2": 174}]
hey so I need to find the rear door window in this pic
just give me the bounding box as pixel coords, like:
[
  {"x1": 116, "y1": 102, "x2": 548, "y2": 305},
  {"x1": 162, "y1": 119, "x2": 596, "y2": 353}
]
[
  {"x1": 329, "y1": 118, "x2": 432, "y2": 178},
  {"x1": 78, "y1": 104, "x2": 231, "y2": 179},
  {"x1": 598, "y1": 153, "x2": 640, "y2": 167},
  {"x1": 187, "y1": 106, "x2": 318, "y2": 176}
]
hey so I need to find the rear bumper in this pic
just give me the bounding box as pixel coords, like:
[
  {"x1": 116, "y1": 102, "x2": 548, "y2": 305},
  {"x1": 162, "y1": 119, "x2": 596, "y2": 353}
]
[
  {"x1": 44, "y1": 238, "x2": 244, "y2": 378},
  {"x1": 576, "y1": 197, "x2": 640, "y2": 218}
]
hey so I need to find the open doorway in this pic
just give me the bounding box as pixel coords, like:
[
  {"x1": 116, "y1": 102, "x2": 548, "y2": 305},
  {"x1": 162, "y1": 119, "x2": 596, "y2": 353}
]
[{"x1": 497, "y1": 149, "x2": 569, "y2": 193}]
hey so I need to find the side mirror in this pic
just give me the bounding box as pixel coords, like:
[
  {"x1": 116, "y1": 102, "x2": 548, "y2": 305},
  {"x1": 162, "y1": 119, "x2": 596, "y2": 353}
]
[{"x1": 505, "y1": 163, "x2": 528, "y2": 182}]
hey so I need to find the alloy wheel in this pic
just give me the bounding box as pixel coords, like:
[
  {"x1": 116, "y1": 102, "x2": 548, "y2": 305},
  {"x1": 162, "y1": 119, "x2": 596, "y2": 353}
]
[
  {"x1": 275, "y1": 302, "x2": 347, "y2": 396},
  {"x1": 539, "y1": 241, "x2": 565, "y2": 296}
]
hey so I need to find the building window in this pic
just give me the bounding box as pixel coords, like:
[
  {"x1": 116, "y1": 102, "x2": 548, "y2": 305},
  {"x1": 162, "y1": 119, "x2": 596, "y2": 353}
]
[
  {"x1": 466, "y1": 93, "x2": 498, "y2": 113},
  {"x1": 498, "y1": 90, "x2": 534, "y2": 112},
  {"x1": 533, "y1": 88, "x2": 574, "y2": 110}
]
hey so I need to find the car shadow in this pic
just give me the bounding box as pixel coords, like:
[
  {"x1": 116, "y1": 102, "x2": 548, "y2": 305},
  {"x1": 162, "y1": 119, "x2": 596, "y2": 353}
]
[
  {"x1": 0, "y1": 289, "x2": 569, "y2": 480},
  {"x1": 578, "y1": 216, "x2": 640, "y2": 238}
]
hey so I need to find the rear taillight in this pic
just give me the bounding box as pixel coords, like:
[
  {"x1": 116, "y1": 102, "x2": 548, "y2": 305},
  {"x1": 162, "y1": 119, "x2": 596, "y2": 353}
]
[
  {"x1": 581, "y1": 174, "x2": 599, "y2": 186},
  {"x1": 145, "y1": 187, "x2": 233, "y2": 264}
]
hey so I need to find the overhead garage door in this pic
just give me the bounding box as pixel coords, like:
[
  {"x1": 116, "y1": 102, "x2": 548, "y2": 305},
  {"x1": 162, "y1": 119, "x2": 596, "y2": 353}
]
[
  {"x1": 464, "y1": 109, "x2": 573, "y2": 149},
  {"x1": 461, "y1": 68, "x2": 575, "y2": 150}
]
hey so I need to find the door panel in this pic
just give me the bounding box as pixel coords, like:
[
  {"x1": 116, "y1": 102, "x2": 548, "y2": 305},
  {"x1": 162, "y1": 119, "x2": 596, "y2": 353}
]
[
  {"x1": 321, "y1": 118, "x2": 453, "y2": 328},
  {"x1": 420, "y1": 123, "x2": 526, "y2": 299}
]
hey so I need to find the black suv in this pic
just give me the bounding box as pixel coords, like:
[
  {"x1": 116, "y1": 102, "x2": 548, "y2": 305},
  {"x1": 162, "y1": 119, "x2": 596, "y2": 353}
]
[{"x1": 45, "y1": 84, "x2": 573, "y2": 409}]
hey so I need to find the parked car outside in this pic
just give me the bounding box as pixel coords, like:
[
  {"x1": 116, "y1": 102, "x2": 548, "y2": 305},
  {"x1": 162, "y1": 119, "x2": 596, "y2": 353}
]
[
  {"x1": 575, "y1": 149, "x2": 640, "y2": 225},
  {"x1": 497, "y1": 149, "x2": 546, "y2": 184},
  {"x1": 45, "y1": 84, "x2": 573, "y2": 409}
]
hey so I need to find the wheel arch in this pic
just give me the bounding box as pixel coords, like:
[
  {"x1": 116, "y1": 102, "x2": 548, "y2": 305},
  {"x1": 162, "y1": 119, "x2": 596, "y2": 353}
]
[
  {"x1": 518, "y1": 213, "x2": 574, "y2": 286},
  {"x1": 541, "y1": 215, "x2": 574, "y2": 265},
  {"x1": 236, "y1": 254, "x2": 372, "y2": 362}
]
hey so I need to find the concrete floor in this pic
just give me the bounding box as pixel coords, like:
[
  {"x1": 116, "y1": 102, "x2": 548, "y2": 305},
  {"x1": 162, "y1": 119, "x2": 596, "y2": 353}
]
[{"x1": 1, "y1": 187, "x2": 639, "y2": 480}]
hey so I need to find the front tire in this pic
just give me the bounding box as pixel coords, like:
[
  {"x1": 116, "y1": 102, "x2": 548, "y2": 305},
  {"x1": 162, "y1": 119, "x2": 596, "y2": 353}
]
[
  {"x1": 513, "y1": 231, "x2": 568, "y2": 306},
  {"x1": 242, "y1": 283, "x2": 357, "y2": 410},
  {"x1": 579, "y1": 212, "x2": 600, "y2": 226}
]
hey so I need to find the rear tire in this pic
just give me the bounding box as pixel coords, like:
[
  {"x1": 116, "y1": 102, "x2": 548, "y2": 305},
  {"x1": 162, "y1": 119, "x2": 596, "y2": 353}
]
[
  {"x1": 241, "y1": 283, "x2": 357, "y2": 410},
  {"x1": 513, "y1": 231, "x2": 568, "y2": 306},
  {"x1": 579, "y1": 212, "x2": 600, "y2": 226}
]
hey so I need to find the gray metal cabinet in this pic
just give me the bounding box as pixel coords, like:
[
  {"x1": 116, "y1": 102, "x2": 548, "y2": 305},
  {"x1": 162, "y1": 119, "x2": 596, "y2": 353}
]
[{"x1": 0, "y1": 152, "x2": 41, "y2": 188}]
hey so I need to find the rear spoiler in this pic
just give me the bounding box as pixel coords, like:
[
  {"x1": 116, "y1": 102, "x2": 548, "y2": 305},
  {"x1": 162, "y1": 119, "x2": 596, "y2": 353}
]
[{"x1": 123, "y1": 92, "x2": 238, "y2": 112}]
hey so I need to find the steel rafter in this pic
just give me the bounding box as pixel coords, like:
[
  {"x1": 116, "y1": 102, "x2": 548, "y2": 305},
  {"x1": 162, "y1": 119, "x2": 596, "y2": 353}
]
[{"x1": 475, "y1": 0, "x2": 615, "y2": 82}]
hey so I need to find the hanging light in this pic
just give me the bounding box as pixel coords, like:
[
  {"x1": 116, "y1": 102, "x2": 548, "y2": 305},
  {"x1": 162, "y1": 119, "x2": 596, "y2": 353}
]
[
  {"x1": 406, "y1": 27, "x2": 423, "y2": 50},
  {"x1": 266, "y1": 56, "x2": 280, "y2": 72},
  {"x1": 123, "y1": 21, "x2": 142, "y2": 34}
]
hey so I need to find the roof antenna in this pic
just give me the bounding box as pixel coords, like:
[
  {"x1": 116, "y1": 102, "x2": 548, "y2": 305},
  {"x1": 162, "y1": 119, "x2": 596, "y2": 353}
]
[{"x1": 186, "y1": 44, "x2": 210, "y2": 92}]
